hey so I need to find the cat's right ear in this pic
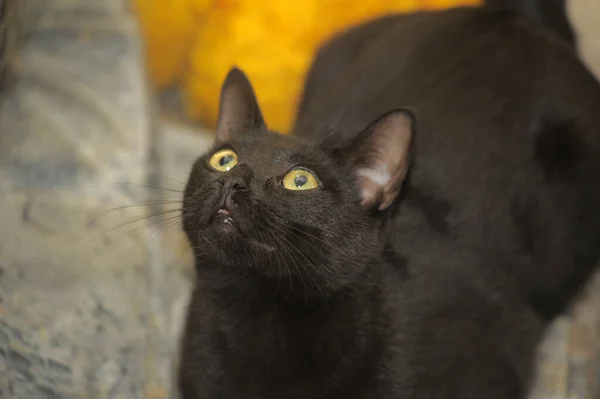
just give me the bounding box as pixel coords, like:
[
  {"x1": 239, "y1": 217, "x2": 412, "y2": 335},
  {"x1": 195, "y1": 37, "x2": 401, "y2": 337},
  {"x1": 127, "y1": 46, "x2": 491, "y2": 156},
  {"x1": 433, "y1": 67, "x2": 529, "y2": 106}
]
[
  {"x1": 215, "y1": 67, "x2": 266, "y2": 142},
  {"x1": 345, "y1": 109, "x2": 416, "y2": 211}
]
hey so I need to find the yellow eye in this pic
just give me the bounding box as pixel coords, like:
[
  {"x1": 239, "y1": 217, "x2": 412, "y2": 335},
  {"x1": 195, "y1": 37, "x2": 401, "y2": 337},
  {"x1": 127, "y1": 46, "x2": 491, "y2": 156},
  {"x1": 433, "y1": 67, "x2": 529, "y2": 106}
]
[
  {"x1": 209, "y1": 149, "x2": 238, "y2": 172},
  {"x1": 282, "y1": 168, "x2": 319, "y2": 191}
]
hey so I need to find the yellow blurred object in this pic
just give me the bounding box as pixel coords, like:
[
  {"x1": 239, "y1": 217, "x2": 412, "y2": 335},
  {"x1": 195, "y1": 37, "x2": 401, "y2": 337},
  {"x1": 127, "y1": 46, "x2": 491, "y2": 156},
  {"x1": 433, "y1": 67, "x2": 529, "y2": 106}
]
[
  {"x1": 134, "y1": 0, "x2": 482, "y2": 133},
  {"x1": 133, "y1": 0, "x2": 209, "y2": 88}
]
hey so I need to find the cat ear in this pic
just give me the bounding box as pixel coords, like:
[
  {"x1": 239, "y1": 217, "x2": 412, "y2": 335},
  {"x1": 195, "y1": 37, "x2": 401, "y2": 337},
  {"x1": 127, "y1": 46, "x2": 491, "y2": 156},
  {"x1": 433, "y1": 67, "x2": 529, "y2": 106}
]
[
  {"x1": 216, "y1": 67, "x2": 266, "y2": 142},
  {"x1": 347, "y1": 109, "x2": 415, "y2": 211}
]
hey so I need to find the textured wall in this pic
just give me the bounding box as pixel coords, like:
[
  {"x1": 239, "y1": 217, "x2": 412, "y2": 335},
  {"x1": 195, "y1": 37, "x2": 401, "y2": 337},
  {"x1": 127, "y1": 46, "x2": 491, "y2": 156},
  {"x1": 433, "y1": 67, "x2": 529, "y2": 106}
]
[{"x1": 0, "y1": 1, "x2": 194, "y2": 397}]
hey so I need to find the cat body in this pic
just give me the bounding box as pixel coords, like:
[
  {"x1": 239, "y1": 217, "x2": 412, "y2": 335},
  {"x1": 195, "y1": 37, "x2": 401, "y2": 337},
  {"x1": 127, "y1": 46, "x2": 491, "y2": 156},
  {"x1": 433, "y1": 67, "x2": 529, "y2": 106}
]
[
  {"x1": 295, "y1": 7, "x2": 600, "y2": 320},
  {"x1": 179, "y1": 8, "x2": 600, "y2": 399}
]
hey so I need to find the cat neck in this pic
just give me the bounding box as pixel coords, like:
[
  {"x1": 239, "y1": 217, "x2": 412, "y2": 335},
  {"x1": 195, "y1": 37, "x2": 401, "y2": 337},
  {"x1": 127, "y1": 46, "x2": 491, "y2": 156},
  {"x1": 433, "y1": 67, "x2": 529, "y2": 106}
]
[
  {"x1": 195, "y1": 257, "x2": 383, "y2": 311},
  {"x1": 188, "y1": 261, "x2": 390, "y2": 397}
]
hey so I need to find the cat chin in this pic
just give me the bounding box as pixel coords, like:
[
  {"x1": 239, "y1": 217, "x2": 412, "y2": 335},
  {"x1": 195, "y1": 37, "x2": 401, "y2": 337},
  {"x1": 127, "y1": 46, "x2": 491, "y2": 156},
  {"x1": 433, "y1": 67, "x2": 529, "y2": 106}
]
[
  {"x1": 198, "y1": 225, "x2": 277, "y2": 266},
  {"x1": 210, "y1": 212, "x2": 240, "y2": 234}
]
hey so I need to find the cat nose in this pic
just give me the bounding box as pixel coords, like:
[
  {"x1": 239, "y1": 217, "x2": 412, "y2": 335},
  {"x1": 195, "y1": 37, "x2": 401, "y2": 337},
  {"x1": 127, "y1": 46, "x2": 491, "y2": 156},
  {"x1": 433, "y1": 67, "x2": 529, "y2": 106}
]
[
  {"x1": 220, "y1": 178, "x2": 247, "y2": 210},
  {"x1": 222, "y1": 177, "x2": 247, "y2": 193}
]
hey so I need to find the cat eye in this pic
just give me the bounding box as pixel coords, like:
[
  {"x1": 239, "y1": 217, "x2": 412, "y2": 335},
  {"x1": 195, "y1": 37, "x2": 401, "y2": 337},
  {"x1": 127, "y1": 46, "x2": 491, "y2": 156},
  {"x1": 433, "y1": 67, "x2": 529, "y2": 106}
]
[
  {"x1": 209, "y1": 149, "x2": 239, "y2": 172},
  {"x1": 282, "y1": 168, "x2": 319, "y2": 191}
]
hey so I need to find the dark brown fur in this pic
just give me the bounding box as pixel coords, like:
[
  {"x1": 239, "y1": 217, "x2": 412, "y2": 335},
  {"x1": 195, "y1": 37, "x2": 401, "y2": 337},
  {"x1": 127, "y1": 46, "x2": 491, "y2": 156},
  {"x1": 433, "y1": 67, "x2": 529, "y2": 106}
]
[{"x1": 179, "y1": 8, "x2": 600, "y2": 398}]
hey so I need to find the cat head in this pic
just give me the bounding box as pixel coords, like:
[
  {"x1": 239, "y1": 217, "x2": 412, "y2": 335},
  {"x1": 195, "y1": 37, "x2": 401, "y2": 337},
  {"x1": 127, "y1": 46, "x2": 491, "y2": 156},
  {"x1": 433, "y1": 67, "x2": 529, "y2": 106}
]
[{"x1": 182, "y1": 67, "x2": 415, "y2": 296}]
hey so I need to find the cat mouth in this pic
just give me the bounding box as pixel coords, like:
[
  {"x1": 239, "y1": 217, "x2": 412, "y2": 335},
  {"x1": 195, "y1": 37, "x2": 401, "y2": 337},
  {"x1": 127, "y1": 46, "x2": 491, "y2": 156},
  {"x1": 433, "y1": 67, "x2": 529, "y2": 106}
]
[
  {"x1": 217, "y1": 208, "x2": 231, "y2": 217},
  {"x1": 210, "y1": 207, "x2": 276, "y2": 251},
  {"x1": 211, "y1": 207, "x2": 239, "y2": 231}
]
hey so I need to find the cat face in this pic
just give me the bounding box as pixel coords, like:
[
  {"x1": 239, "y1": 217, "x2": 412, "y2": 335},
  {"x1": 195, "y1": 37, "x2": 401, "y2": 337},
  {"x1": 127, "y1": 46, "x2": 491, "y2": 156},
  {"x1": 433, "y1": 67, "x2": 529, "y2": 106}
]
[{"x1": 182, "y1": 68, "x2": 415, "y2": 294}]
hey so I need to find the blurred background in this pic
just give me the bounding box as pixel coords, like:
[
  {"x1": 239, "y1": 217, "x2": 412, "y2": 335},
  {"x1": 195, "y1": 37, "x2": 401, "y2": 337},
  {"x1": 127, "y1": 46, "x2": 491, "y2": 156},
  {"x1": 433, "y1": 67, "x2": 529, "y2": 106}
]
[{"x1": 0, "y1": 0, "x2": 598, "y2": 398}]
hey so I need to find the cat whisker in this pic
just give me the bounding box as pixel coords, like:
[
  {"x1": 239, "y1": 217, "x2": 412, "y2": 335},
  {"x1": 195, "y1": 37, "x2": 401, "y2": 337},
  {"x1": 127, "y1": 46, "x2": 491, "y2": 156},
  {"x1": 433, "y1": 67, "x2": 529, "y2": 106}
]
[
  {"x1": 265, "y1": 224, "x2": 331, "y2": 308},
  {"x1": 277, "y1": 235, "x2": 309, "y2": 306},
  {"x1": 363, "y1": 270, "x2": 383, "y2": 291},
  {"x1": 107, "y1": 214, "x2": 183, "y2": 251},
  {"x1": 270, "y1": 219, "x2": 347, "y2": 251},
  {"x1": 150, "y1": 174, "x2": 187, "y2": 187},
  {"x1": 134, "y1": 216, "x2": 184, "y2": 252},
  {"x1": 85, "y1": 208, "x2": 183, "y2": 247},
  {"x1": 111, "y1": 182, "x2": 185, "y2": 194},
  {"x1": 200, "y1": 232, "x2": 215, "y2": 251},
  {"x1": 143, "y1": 216, "x2": 184, "y2": 250},
  {"x1": 261, "y1": 224, "x2": 306, "y2": 300},
  {"x1": 88, "y1": 200, "x2": 182, "y2": 218},
  {"x1": 258, "y1": 230, "x2": 288, "y2": 298}
]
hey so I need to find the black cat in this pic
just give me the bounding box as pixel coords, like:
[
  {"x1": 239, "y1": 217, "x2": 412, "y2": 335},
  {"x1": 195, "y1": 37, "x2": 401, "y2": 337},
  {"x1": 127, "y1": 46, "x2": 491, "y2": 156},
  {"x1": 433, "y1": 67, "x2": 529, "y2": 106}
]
[
  {"x1": 178, "y1": 8, "x2": 600, "y2": 399},
  {"x1": 484, "y1": 0, "x2": 575, "y2": 47}
]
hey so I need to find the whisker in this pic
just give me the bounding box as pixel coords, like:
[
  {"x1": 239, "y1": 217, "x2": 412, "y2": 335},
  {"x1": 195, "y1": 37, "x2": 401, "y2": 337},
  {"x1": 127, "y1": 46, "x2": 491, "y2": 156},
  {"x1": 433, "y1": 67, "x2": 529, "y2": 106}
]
[
  {"x1": 89, "y1": 201, "x2": 182, "y2": 218},
  {"x1": 112, "y1": 215, "x2": 185, "y2": 262},
  {"x1": 200, "y1": 232, "x2": 215, "y2": 251},
  {"x1": 144, "y1": 217, "x2": 184, "y2": 250},
  {"x1": 85, "y1": 209, "x2": 182, "y2": 247},
  {"x1": 152, "y1": 174, "x2": 187, "y2": 187},
  {"x1": 278, "y1": 235, "x2": 308, "y2": 306},
  {"x1": 110, "y1": 214, "x2": 183, "y2": 250},
  {"x1": 113, "y1": 183, "x2": 183, "y2": 194},
  {"x1": 111, "y1": 215, "x2": 181, "y2": 257},
  {"x1": 279, "y1": 231, "x2": 330, "y2": 310},
  {"x1": 111, "y1": 183, "x2": 184, "y2": 194},
  {"x1": 257, "y1": 229, "x2": 286, "y2": 298},
  {"x1": 265, "y1": 221, "x2": 322, "y2": 304}
]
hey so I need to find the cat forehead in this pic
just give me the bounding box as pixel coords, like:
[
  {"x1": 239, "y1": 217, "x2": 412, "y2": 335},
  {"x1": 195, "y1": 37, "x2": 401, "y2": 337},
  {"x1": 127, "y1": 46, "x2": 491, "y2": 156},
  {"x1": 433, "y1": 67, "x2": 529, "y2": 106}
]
[
  {"x1": 238, "y1": 132, "x2": 304, "y2": 150},
  {"x1": 226, "y1": 133, "x2": 326, "y2": 167}
]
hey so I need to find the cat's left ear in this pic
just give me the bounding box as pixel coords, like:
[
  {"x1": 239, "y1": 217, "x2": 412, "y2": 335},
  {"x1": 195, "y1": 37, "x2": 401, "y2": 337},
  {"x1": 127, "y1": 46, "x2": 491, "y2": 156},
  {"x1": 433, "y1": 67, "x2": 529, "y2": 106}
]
[
  {"x1": 346, "y1": 109, "x2": 415, "y2": 211},
  {"x1": 215, "y1": 67, "x2": 266, "y2": 142}
]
